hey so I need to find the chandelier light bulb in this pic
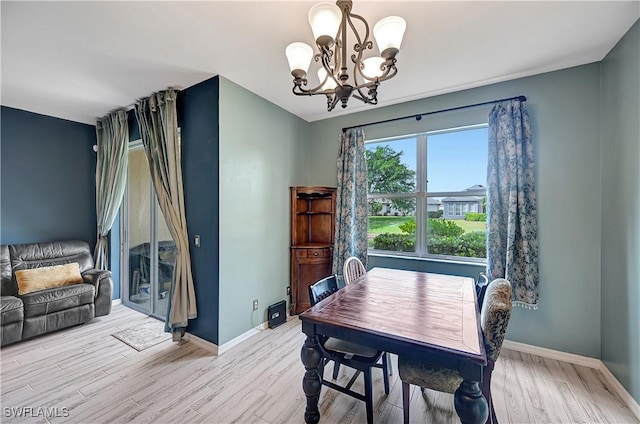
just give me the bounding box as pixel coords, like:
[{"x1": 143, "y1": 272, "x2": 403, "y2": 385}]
[
  {"x1": 317, "y1": 67, "x2": 338, "y2": 90},
  {"x1": 285, "y1": 42, "x2": 314, "y2": 76},
  {"x1": 308, "y1": 2, "x2": 341, "y2": 46},
  {"x1": 361, "y1": 57, "x2": 385, "y2": 79},
  {"x1": 373, "y1": 16, "x2": 406, "y2": 59}
]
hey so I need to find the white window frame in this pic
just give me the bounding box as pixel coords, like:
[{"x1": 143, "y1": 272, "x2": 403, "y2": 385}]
[{"x1": 366, "y1": 123, "x2": 488, "y2": 263}]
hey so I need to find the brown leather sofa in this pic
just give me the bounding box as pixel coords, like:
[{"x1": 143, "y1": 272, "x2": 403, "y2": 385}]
[{"x1": 0, "y1": 240, "x2": 112, "y2": 346}]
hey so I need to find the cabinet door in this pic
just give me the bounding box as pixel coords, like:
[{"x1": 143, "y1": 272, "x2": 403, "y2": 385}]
[{"x1": 291, "y1": 255, "x2": 332, "y2": 314}]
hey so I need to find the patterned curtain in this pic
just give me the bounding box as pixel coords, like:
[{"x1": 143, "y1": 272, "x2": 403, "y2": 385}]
[
  {"x1": 332, "y1": 128, "x2": 369, "y2": 276},
  {"x1": 487, "y1": 99, "x2": 539, "y2": 309},
  {"x1": 94, "y1": 110, "x2": 129, "y2": 270},
  {"x1": 135, "y1": 89, "x2": 197, "y2": 340}
]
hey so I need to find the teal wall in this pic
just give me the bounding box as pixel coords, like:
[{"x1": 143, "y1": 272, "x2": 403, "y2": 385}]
[
  {"x1": 217, "y1": 77, "x2": 309, "y2": 345},
  {"x1": 180, "y1": 77, "x2": 221, "y2": 344},
  {"x1": 309, "y1": 64, "x2": 604, "y2": 358},
  {"x1": 601, "y1": 19, "x2": 640, "y2": 404}
]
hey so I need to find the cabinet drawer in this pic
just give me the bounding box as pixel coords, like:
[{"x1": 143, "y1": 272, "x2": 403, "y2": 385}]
[
  {"x1": 294, "y1": 250, "x2": 307, "y2": 258},
  {"x1": 308, "y1": 248, "x2": 330, "y2": 258}
]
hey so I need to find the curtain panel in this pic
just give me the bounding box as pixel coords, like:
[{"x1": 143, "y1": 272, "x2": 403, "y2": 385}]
[
  {"x1": 134, "y1": 89, "x2": 197, "y2": 339},
  {"x1": 332, "y1": 128, "x2": 369, "y2": 276},
  {"x1": 94, "y1": 109, "x2": 129, "y2": 270},
  {"x1": 486, "y1": 99, "x2": 539, "y2": 309}
]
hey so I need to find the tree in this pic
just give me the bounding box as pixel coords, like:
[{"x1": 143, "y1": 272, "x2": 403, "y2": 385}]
[{"x1": 366, "y1": 145, "x2": 416, "y2": 214}]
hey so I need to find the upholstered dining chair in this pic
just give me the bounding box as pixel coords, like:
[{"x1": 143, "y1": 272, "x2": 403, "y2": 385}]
[
  {"x1": 308, "y1": 275, "x2": 390, "y2": 424},
  {"x1": 398, "y1": 278, "x2": 512, "y2": 424},
  {"x1": 343, "y1": 256, "x2": 367, "y2": 285}
]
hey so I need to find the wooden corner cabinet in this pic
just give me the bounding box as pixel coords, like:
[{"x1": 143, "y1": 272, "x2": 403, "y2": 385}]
[{"x1": 290, "y1": 186, "x2": 336, "y2": 315}]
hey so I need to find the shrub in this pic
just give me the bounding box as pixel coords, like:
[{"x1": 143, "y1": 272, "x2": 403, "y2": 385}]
[
  {"x1": 427, "y1": 219, "x2": 464, "y2": 237},
  {"x1": 372, "y1": 233, "x2": 415, "y2": 252},
  {"x1": 427, "y1": 231, "x2": 486, "y2": 258},
  {"x1": 427, "y1": 210, "x2": 443, "y2": 219},
  {"x1": 398, "y1": 219, "x2": 416, "y2": 236},
  {"x1": 465, "y1": 212, "x2": 486, "y2": 222}
]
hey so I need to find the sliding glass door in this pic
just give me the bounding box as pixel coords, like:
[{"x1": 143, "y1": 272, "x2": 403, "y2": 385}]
[{"x1": 120, "y1": 144, "x2": 173, "y2": 319}]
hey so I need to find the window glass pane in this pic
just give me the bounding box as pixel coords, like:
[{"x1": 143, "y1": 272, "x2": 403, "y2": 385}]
[
  {"x1": 424, "y1": 127, "x2": 487, "y2": 260},
  {"x1": 368, "y1": 198, "x2": 416, "y2": 253},
  {"x1": 366, "y1": 137, "x2": 416, "y2": 194},
  {"x1": 426, "y1": 192, "x2": 486, "y2": 259},
  {"x1": 426, "y1": 127, "x2": 488, "y2": 193}
]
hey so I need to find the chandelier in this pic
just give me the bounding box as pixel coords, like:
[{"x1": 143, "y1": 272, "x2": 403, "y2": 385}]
[{"x1": 285, "y1": 1, "x2": 406, "y2": 111}]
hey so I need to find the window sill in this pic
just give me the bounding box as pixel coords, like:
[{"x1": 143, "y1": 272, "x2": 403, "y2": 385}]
[{"x1": 368, "y1": 251, "x2": 487, "y2": 267}]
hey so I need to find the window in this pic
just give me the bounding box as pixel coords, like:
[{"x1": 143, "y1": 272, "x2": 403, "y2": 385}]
[{"x1": 366, "y1": 125, "x2": 488, "y2": 261}]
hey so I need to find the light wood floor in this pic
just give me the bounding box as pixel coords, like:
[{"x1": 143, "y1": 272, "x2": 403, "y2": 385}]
[{"x1": 0, "y1": 304, "x2": 637, "y2": 424}]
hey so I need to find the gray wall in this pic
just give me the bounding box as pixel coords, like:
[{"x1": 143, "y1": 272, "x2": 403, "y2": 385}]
[
  {"x1": 309, "y1": 64, "x2": 604, "y2": 358},
  {"x1": 217, "y1": 77, "x2": 309, "y2": 345},
  {"x1": 601, "y1": 19, "x2": 640, "y2": 404},
  {"x1": 0, "y1": 106, "x2": 97, "y2": 247}
]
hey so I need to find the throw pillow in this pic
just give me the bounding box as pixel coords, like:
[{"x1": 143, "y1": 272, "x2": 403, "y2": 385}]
[{"x1": 15, "y1": 263, "x2": 84, "y2": 295}]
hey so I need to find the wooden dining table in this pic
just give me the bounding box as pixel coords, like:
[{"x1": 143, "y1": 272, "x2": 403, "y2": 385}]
[{"x1": 299, "y1": 267, "x2": 488, "y2": 424}]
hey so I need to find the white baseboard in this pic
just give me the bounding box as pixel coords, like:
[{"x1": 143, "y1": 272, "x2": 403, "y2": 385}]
[
  {"x1": 112, "y1": 299, "x2": 122, "y2": 306},
  {"x1": 503, "y1": 339, "x2": 640, "y2": 421},
  {"x1": 502, "y1": 340, "x2": 602, "y2": 369},
  {"x1": 218, "y1": 321, "x2": 268, "y2": 355},
  {"x1": 599, "y1": 361, "x2": 640, "y2": 422},
  {"x1": 183, "y1": 332, "x2": 218, "y2": 355},
  {"x1": 184, "y1": 320, "x2": 268, "y2": 356}
]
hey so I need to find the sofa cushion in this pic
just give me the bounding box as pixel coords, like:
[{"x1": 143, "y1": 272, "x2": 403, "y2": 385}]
[
  {"x1": 1, "y1": 296, "x2": 24, "y2": 325},
  {"x1": 15, "y1": 263, "x2": 84, "y2": 295},
  {"x1": 22, "y1": 283, "x2": 95, "y2": 318},
  {"x1": 9, "y1": 241, "x2": 94, "y2": 279}
]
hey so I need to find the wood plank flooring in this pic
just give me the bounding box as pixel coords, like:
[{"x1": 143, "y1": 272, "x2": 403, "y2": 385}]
[{"x1": 0, "y1": 304, "x2": 637, "y2": 424}]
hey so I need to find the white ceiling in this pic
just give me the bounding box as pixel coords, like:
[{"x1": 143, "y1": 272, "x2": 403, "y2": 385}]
[{"x1": 1, "y1": 1, "x2": 638, "y2": 125}]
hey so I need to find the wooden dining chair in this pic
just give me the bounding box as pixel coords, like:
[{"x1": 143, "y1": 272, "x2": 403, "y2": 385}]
[
  {"x1": 308, "y1": 275, "x2": 390, "y2": 424},
  {"x1": 398, "y1": 278, "x2": 512, "y2": 424},
  {"x1": 476, "y1": 271, "x2": 489, "y2": 310},
  {"x1": 343, "y1": 256, "x2": 367, "y2": 284}
]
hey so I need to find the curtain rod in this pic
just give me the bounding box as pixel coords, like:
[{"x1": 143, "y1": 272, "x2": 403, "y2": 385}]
[{"x1": 342, "y1": 95, "x2": 527, "y2": 133}]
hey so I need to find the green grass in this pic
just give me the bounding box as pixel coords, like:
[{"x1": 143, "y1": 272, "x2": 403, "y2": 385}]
[
  {"x1": 368, "y1": 216, "x2": 413, "y2": 235},
  {"x1": 368, "y1": 216, "x2": 486, "y2": 236}
]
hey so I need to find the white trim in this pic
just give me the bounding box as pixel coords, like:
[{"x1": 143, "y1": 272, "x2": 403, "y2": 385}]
[
  {"x1": 599, "y1": 362, "x2": 640, "y2": 422},
  {"x1": 183, "y1": 332, "x2": 218, "y2": 355},
  {"x1": 112, "y1": 298, "x2": 122, "y2": 306},
  {"x1": 185, "y1": 321, "x2": 269, "y2": 356},
  {"x1": 503, "y1": 340, "x2": 601, "y2": 368},
  {"x1": 503, "y1": 340, "x2": 640, "y2": 421}
]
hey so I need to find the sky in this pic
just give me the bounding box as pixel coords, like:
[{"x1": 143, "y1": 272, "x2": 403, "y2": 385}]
[{"x1": 366, "y1": 126, "x2": 488, "y2": 193}]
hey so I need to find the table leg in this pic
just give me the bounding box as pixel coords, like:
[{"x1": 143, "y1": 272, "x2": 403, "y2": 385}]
[
  {"x1": 301, "y1": 335, "x2": 323, "y2": 424},
  {"x1": 454, "y1": 379, "x2": 489, "y2": 424}
]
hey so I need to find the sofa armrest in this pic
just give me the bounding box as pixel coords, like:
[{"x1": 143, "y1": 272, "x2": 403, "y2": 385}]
[
  {"x1": 82, "y1": 269, "x2": 113, "y2": 317},
  {"x1": 82, "y1": 269, "x2": 111, "y2": 290}
]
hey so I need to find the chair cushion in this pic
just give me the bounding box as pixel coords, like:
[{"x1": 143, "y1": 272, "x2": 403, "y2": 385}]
[
  {"x1": 21, "y1": 283, "x2": 95, "y2": 318},
  {"x1": 1, "y1": 296, "x2": 24, "y2": 325},
  {"x1": 324, "y1": 337, "x2": 379, "y2": 358},
  {"x1": 398, "y1": 356, "x2": 463, "y2": 394}
]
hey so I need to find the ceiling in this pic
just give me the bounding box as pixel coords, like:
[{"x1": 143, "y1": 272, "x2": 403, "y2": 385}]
[{"x1": 1, "y1": 1, "x2": 639, "y2": 125}]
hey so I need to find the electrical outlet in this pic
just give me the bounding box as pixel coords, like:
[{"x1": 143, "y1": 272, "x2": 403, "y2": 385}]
[{"x1": 252, "y1": 299, "x2": 259, "y2": 311}]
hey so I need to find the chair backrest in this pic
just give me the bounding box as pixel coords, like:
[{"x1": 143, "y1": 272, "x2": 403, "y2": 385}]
[
  {"x1": 343, "y1": 256, "x2": 366, "y2": 285},
  {"x1": 480, "y1": 278, "x2": 512, "y2": 362},
  {"x1": 309, "y1": 275, "x2": 339, "y2": 306},
  {"x1": 475, "y1": 272, "x2": 489, "y2": 309}
]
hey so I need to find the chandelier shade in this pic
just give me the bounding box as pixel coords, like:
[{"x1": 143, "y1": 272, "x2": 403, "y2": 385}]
[
  {"x1": 284, "y1": 0, "x2": 406, "y2": 112},
  {"x1": 308, "y1": 3, "x2": 341, "y2": 44}
]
